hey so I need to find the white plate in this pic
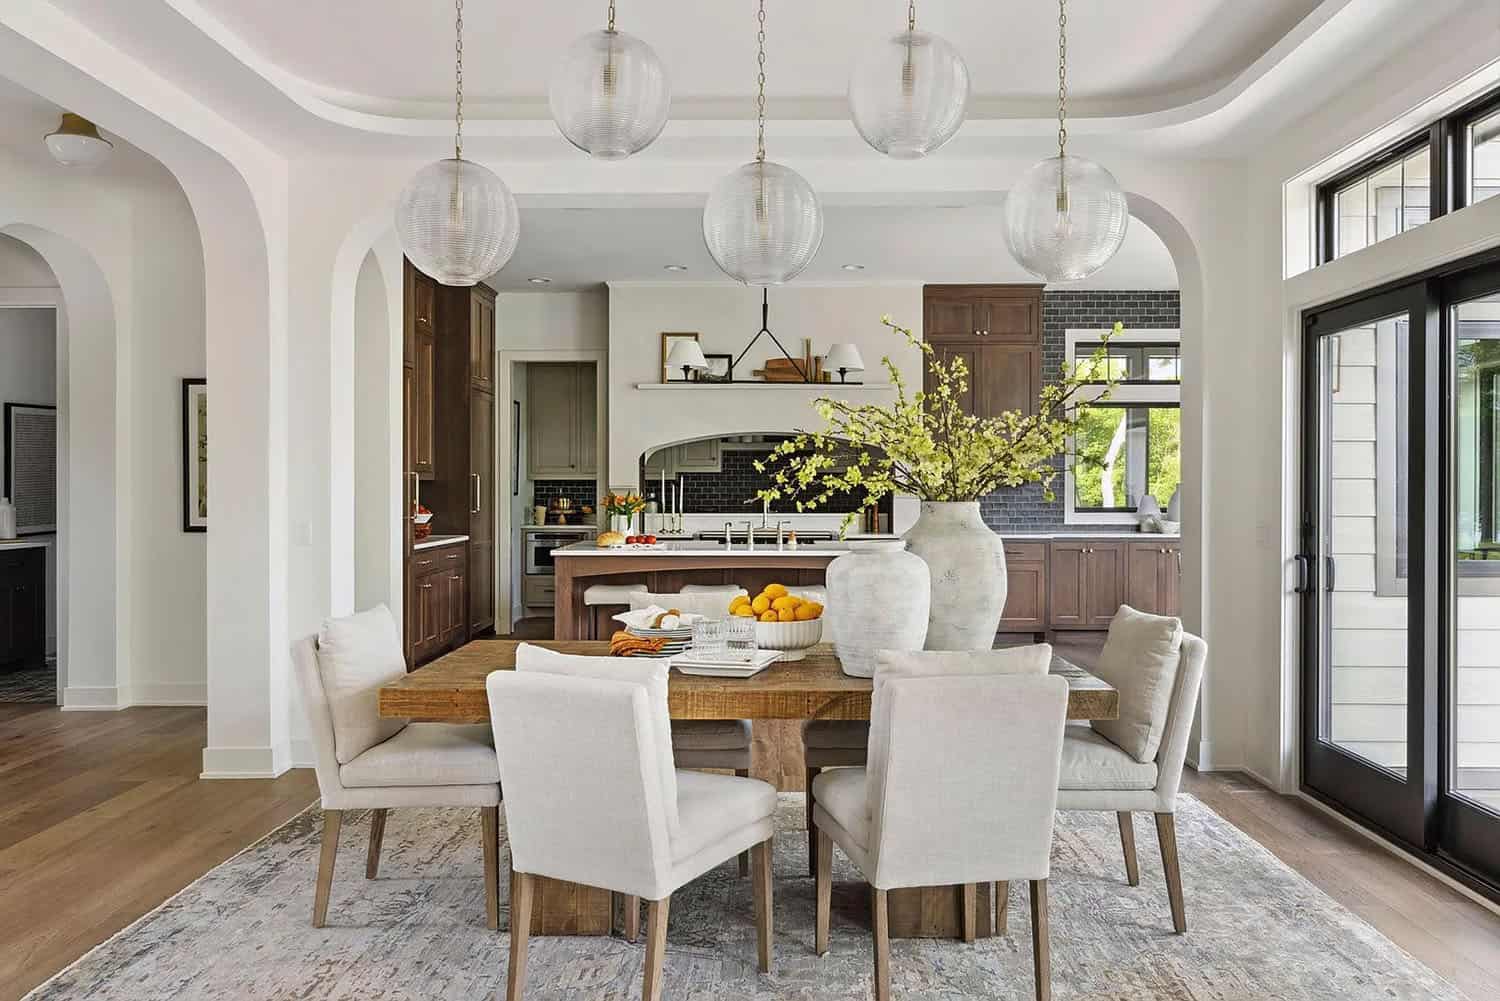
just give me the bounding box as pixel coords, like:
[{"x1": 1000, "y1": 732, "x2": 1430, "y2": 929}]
[{"x1": 671, "y1": 649, "x2": 783, "y2": 676}]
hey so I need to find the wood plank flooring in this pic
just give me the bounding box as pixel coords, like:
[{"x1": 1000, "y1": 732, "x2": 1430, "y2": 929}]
[
  {"x1": 0, "y1": 704, "x2": 318, "y2": 1001},
  {"x1": 3, "y1": 640, "x2": 1498, "y2": 1001}
]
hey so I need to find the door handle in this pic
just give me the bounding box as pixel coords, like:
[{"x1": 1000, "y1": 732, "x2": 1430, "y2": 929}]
[
  {"x1": 1293, "y1": 554, "x2": 1311, "y2": 594},
  {"x1": 1324, "y1": 555, "x2": 1336, "y2": 592}
]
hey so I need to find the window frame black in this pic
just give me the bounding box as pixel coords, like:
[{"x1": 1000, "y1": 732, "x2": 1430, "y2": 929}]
[
  {"x1": 1070, "y1": 401, "x2": 1183, "y2": 514},
  {"x1": 1078, "y1": 341, "x2": 1182, "y2": 386}
]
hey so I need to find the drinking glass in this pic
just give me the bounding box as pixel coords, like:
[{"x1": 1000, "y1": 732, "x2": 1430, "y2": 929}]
[
  {"x1": 725, "y1": 617, "x2": 758, "y2": 661},
  {"x1": 691, "y1": 619, "x2": 727, "y2": 658}
]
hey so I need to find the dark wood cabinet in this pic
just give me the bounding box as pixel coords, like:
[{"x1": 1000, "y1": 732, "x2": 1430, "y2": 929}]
[
  {"x1": 411, "y1": 543, "x2": 467, "y2": 664},
  {"x1": 469, "y1": 389, "x2": 495, "y2": 634},
  {"x1": 1048, "y1": 539, "x2": 1126, "y2": 630},
  {"x1": 923, "y1": 285, "x2": 1043, "y2": 420},
  {"x1": 999, "y1": 541, "x2": 1048, "y2": 634},
  {"x1": 0, "y1": 546, "x2": 45, "y2": 670},
  {"x1": 1125, "y1": 541, "x2": 1183, "y2": 617},
  {"x1": 470, "y1": 291, "x2": 495, "y2": 391}
]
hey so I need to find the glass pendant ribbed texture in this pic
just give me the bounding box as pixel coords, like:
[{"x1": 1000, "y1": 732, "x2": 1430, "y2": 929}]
[
  {"x1": 396, "y1": 158, "x2": 520, "y2": 287},
  {"x1": 1002, "y1": 154, "x2": 1129, "y2": 283},
  {"x1": 702, "y1": 160, "x2": 824, "y2": 286},
  {"x1": 549, "y1": 28, "x2": 670, "y2": 160},
  {"x1": 848, "y1": 30, "x2": 969, "y2": 159}
]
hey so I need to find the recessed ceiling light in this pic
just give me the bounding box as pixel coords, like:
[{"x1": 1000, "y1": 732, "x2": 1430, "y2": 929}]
[
  {"x1": 841, "y1": 264, "x2": 866, "y2": 271},
  {"x1": 527, "y1": 276, "x2": 552, "y2": 285},
  {"x1": 663, "y1": 264, "x2": 689, "y2": 272}
]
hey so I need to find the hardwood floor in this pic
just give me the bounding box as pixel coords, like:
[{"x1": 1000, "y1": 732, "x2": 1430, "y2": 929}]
[
  {"x1": 0, "y1": 704, "x2": 318, "y2": 1001},
  {"x1": 4, "y1": 639, "x2": 1496, "y2": 1001}
]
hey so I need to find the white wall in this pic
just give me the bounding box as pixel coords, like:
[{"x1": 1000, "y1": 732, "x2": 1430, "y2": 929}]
[
  {"x1": 605, "y1": 283, "x2": 924, "y2": 491},
  {"x1": 352, "y1": 250, "x2": 392, "y2": 612},
  {"x1": 498, "y1": 288, "x2": 609, "y2": 352}
]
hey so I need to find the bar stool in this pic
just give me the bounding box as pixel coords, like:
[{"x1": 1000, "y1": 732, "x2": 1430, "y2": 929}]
[{"x1": 582, "y1": 583, "x2": 648, "y2": 640}]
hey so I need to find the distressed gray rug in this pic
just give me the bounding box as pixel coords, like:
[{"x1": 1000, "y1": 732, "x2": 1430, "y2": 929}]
[{"x1": 26, "y1": 795, "x2": 1461, "y2": 1000}]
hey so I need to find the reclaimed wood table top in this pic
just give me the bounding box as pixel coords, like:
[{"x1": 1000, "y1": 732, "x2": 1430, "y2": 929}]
[{"x1": 380, "y1": 640, "x2": 1118, "y2": 724}]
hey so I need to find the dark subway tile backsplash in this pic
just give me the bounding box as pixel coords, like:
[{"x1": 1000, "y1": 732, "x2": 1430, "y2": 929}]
[
  {"x1": 532, "y1": 479, "x2": 598, "y2": 511},
  {"x1": 643, "y1": 447, "x2": 883, "y2": 516}
]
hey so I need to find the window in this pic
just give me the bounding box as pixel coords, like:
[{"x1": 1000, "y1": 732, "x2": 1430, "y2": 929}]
[
  {"x1": 1468, "y1": 108, "x2": 1500, "y2": 206},
  {"x1": 1321, "y1": 139, "x2": 1431, "y2": 262},
  {"x1": 1072, "y1": 404, "x2": 1181, "y2": 512},
  {"x1": 1064, "y1": 328, "x2": 1182, "y2": 522}
]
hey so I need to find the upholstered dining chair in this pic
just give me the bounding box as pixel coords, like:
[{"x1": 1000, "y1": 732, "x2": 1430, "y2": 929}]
[
  {"x1": 1056, "y1": 606, "x2": 1208, "y2": 934},
  {"x1": 489, "y1": 644, "x2": 777, "y2": 1001},
  {"x1": 630, "y1": 588, "x2": 755, "y2": 877},
  {"x1": 290, "y1": 605, "x2": 502, "y2": 929},
  {"x1": 813, "y1": 652, "x2": 1069, "y2": 1001}
]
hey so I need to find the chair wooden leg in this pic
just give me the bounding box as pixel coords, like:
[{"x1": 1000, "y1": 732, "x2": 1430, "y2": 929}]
[
  {"x1": 872, "y1": 887, "x2": 891, "y2": 1001},
  {"x1": 1117, "y1": 811, "x2": 1140, "y2": 887},
  {"x1": 624, "y1": 894, "x2": 640, "y2": 942},
  {"x1": 507, "y1": 871, "x2": 535, "y2": 1001},
  {"x1": 312, "y1": 810, "x2": 342, "y2": 927},
  {"x1": 814, "y1": 828, "x2": 833, "y2": 956},
  {"x1": 1155, "y1": 812, "x2": 1187, "y2": 933},
  {"x1": 806, "y1": 766, "x2": 819, "y2": 877},
  {"x1": 642, "y1": 896, "x2": 671, "y2": 1001},
  {"x1": 736, "y1": 768, "x2": 751, "y2": 877},
  {"x1": 365, "y1": 808, "x2": 387, "y2": 879},
  {"x1": 751, "y1": 838, "x2": 773, "y2": 973},
  {"x1": 961, "y1": 883, "x2": 978, "y2": 943},
  {"x1": 1029, "y1": 879, "x2": 1051, "y2": 1001},
  {"x1": 481, "y1": 806, "x2": 500, "y2": 930},
  {"x1": 995, "y1": 880, "x2": 1010, "y2": 935}
]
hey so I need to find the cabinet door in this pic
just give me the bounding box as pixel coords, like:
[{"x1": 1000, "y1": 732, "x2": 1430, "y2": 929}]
[
  {"x1": 924, "y1": 296, "x2": 983, "y2": 342},
  {"x1": 978, "y1": 344, "x2": 1040, "y2": 417},
  {"x1": 976, "y1": 293, "x2": 1041, "y2": 343},
  {"x1": 413, "y1": 326, "x2": 436, "y2": 476},
  {"x1": 469, "y1": 541, "x2": 494, "y2": 633},
  {"x1": 926, "y1": 343, "x2": 982, "y2": 416},
  {"x1": 527, "y1": 364, "x2": 581, "y2": 477},
  {"x1": 999, "y1": 560, "x2": 1048, "y2": 632},
  {"x1": 674, "y1": 437, "x2": 721, "y2": 473},
  {"x1": 1125, "y1": 541, "x2": 1166, "y2": 615},
  {"x1": 446, "y1": 570, "x2": 467, "y2": 641},
  {"x1": 470, "y1": 290, "x2": 495, "y2": 391},
  {"x1": 1048, "y1": 542, "x2": 1088, "y2": 628},
  {"x1": 470, "y1": 392, "x2": 495, "y2": 543},
  {"x1": 1160, "y1": 543, "x2": 1182, "y2": 616},
  {"x1": 1084, "y1": 542, "x2": 1127, "y2": 628},
  {"x1": 576, "y1": 364, "x2": 598, "y2": 477}
]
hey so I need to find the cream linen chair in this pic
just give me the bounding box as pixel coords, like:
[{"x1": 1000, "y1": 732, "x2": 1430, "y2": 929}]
[
  {"x1": 291, "y1": 605, "x2": 502, "y2": 929},
  {"x1": 813, "y1": 646, "x2": 1067, "y2": 1001},
  {"x1": 583, "y1": 582, "x2": 648, "y2": 639},
  {"x1": 489, "y1": 644, "x2": 777, "y2": 1001},
  {"x1": 1056, "y1": 608, "x2": 1208, "y2": 934}
]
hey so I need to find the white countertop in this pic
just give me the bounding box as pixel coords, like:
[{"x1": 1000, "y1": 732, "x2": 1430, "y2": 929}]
[
  {"x1": 555, "y1": 530, "x2": 1178, "y2": 557},
  {"x1": 414, "y1": 534, "x2": 468, "y2": 551}
]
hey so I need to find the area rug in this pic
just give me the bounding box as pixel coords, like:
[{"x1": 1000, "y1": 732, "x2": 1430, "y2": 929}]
[{"x1": 25, "y1": 795, "x2": 1462, "y2": 1001}]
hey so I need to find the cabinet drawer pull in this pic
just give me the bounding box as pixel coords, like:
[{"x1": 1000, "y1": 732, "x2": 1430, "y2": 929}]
[
  {"x1": 446, "y1": 553, "x2": 460, "y2": 560},
  {"x1": 420, "y1": 583, "x2": 434, "y2": 590}
]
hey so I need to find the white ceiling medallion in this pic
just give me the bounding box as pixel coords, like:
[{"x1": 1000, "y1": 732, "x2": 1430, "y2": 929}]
[
  {"x1": 848, "y1": 1, "x2": 970, "y2": 159},
  {"x1": 1002, "y1": 0, "x2": 1128, "y2": 283},
  {"x1": 702, "y1": 0, "x2": 823, "y2": 287},
  {"x1": 550, "y1": 1, "x2": 671, "y2": 160},
  {"x1": 395, "y1": 0, "x2": 520, "y2": 287}
]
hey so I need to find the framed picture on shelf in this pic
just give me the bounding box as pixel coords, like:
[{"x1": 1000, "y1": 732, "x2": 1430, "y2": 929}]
[
  {"x1": 696, "y1": 353, "x2": 733, "y2": 383},
  {"x1": 182, "y1": 378, "x2": 208, "y2": 532},
  {"x1": 660, "y1": 331, "x2": 699, "y2": 382}
]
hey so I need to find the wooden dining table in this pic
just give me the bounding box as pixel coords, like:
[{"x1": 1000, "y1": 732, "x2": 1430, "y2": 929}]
[{"x1": 380, "y1": 639, "x2": 1118, "y2": 940}]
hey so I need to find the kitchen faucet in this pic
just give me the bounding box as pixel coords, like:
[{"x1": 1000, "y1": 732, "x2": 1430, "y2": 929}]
[
  {"x1": 742, "y1": 520, "x2": 756, "y2": 552},
  {"x1": 724, "y1": 521, "x2": 735, "y2": 549},
  {"x1": 776, "y1": 520, "x2": 793, "y2": 551}
]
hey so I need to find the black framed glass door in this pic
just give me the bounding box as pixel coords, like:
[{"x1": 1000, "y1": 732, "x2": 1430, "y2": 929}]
[{"x1": 1302, "y1": 252, "x2": 1500, "y2": 899}]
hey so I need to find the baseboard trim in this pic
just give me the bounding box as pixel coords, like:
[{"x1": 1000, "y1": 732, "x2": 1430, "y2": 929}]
[
  {"x1": 200, "y1": 745, "x2": 292, "y2": 780},
  {"x1": 289, "y1": 739, "x2": 316, "y2": 770},
  {"x1": 124, "y1": 683, "x2": 207, "y2": 707},
  {"x1": 61, "y1": 686, "x2": 124, "y2": 711}
]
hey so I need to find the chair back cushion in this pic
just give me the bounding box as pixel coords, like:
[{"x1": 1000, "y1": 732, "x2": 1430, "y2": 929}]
[
  {"x1": 514, "y1": 644, "x2": 679, "y2": 839},
  {"x1": 1091, "y1": 605, "x2": 1184, "y2": 763},
  {"x1": 487, "y1": 670, "x2": 673, "y2": 898},
  {"x1": 628, "y1": 590, "x2": 746, "y2": 620},
  {"x1": 867, "y1": 674, "x2": 1069, "y2": 888},
  {"x1": 316, "y1": 605, "x2": 408, "y2": 764}
]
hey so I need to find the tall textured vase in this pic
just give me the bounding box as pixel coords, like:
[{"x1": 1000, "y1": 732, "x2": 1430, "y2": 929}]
[
  {"x1": 902, "y1": 501, "x2": 1007, "y2": 650},
  {"x1": 825, "y1": 539, "x2": 930, "y2": 678}
]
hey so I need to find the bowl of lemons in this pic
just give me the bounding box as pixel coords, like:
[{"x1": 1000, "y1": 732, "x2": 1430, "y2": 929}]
[{"x1": 729, "y1": 584, "x2": 824, "y2": 662}]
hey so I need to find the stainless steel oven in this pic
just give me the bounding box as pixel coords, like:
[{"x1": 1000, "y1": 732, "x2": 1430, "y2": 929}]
[{"x1": 525, "y1": 530, "x2": 588, "y2": 575}]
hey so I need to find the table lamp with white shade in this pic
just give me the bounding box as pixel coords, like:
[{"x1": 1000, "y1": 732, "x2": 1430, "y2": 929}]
[
  {"x1": 667, "y1": 338, "x2": 709, "y2": 382},
  {"x1": 825, "y1": 343, "x2": 865, "y2": 383}
]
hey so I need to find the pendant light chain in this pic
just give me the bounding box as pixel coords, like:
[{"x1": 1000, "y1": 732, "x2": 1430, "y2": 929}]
[
  {"x1": 453, "y1": 0, "x2": 465, "y2": 160},
  {"x1": 755, "y1": 0, "x2": 767, "y2": 162},
  {"x1": 607, "y1": 0, "x2": 616, "y2": 32},
  {"x1": 1056, "y1": 0, "x2": 1068, "y2": 159},
  {"x1": 908, "y1": 0, "x2": 916, "y2": 31}
]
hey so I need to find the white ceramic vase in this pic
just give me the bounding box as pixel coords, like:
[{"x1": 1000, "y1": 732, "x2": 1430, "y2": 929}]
[
  {"x1": 825, "y1": 538, "x2": 930, "y2": 678},
  {"x1": 902, "y1": 501, "x2": 1007, "y2": 650}
]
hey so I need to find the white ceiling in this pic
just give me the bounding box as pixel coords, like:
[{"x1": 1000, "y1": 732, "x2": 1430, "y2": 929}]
[
  {"x1": 485, "y1": 203, "x2": 1178, "y2": 292},
  {"x1": 191, "y1": 0, "x2": 1319, "y2": 115}
]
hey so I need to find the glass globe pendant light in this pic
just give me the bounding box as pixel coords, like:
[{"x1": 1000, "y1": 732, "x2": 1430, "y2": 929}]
[
  {"x1": 702, "y1": 0, "x2": 824, "y2": 286},
  {"x1": 1002, "y1": 0, "x2": 1128, "y2": 283},
  {"x1": 550, "y1": 1, "x2": 671, "y2": 160},
  {"x1": 848, "y1": 1, "x2": 970, "y2": 159},
  {"x1": 395, "y1": 0, "x2": 520, "y2": 287}
]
